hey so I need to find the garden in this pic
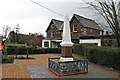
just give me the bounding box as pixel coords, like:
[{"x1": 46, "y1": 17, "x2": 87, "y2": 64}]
[{"x1": 2, "y1": 40, "x2": 120, "y2": 71}]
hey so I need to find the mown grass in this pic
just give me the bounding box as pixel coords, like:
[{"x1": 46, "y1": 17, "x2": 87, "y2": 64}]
[
  {"x1": 7, "y1": 43, "x2": 26, "y2": 47},
  {"x1": 72, "y1": 53, "x2": 86, "y2": 59}
]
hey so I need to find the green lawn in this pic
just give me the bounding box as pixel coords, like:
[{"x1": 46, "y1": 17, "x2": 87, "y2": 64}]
[
  {"x1": 72, "y1": 53, "x2": 86, "y2": 59},
  {"x1": 72, "y1": 53, "x2": 81, "y2": 58},
  {"x1": 7, "y1": 43, "x2": 26, "y2": 47}
]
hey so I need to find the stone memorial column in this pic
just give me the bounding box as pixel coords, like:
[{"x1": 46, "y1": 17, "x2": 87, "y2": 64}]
[{"x1": 60, "y1": 16, "x2": 74, "y2": 61}]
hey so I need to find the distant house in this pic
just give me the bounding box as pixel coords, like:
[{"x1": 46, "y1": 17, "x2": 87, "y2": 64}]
[{"x1": 42, "y1": 14, "x2": 103, "y2": 48}]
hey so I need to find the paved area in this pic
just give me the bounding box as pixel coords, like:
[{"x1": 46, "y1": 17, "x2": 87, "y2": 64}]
[
  {"x1": 2, "y1": 54, "x2": 58, "y2": 78},
  {"x1": 69, "y1": 63, "x2": 118, "y2": 78},
  {"x1": 1, "y1": 54, "x2": 119, "y2": 79},
  {"x1": 27, "y1": 62, "x2": 119, "y2": 78},
  {"x1": 28, "y1": 64, "x2": 54, "y2": 78}
]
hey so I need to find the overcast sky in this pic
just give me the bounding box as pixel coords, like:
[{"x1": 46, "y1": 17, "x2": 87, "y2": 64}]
[{"x1": 0, "y1": 0, "x2": 118, "y2": 37}]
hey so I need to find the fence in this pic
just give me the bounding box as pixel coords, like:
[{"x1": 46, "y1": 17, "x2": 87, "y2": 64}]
[{"x1": 48, "y1": 58, "x2": 88, "y2": 76}]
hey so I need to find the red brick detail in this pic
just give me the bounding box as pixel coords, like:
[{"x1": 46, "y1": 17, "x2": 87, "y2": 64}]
[{"x1": 61, "y1": 46, "x2": 73, "y2": 58}]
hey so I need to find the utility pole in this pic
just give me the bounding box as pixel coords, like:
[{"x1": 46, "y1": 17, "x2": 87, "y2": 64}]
[
  {"x1": 14, "y1": 24, "x2": 20, "y2": 58},
  {"x1": 15, "y1": 24, "x2": 20, "y2": 43}
]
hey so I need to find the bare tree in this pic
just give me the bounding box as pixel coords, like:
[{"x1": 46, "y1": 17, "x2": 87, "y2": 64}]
[
  {"x1": 85, "y1": 0, "x2": 120, "y2": 47},
  {"x1": 3, "y1": 25, "x2": 11, "y2": 39}
]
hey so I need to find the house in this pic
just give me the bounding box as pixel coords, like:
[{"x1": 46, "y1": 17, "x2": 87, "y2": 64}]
[
  {"x1": 42, "y1": 14, "x2": 103, "y2": 48},
  {"x1": 70, "y1": 14, "x2": 103, "y2": 44},
  {"x1": 42, "y1": 19, "x2": 63, "y2": 48}
]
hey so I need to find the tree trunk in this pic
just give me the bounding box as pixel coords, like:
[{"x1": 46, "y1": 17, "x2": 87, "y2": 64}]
[{"x1": 27, "y1": 49, "x2": 29, "y2": 59}]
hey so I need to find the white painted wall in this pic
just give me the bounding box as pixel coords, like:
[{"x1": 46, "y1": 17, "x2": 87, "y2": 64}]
[
  {"x1": 79, "y1": 39, "x2": 101, "y2": 46},
  {"x1": 42, "y1": 40, "x2": 51, "y2": 48}
]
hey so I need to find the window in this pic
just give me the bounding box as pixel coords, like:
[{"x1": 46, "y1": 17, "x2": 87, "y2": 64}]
[
  {"x1": 44, "y1": 42, "x2": 49, "y2": 47},
  {"x1": 81, "y1": 28, "x2": 87, "y2": 35},
  {"x1": 90, "y1": 29, "x2": 92, "y2": 33},
  {"x1": 84, "y1": 29, "x2": 87, "y2": 33},
  {"x1": 61, "y1": 32, "x2": 63, "y2": 37},
  {"x1": 73, "y1": 24, "x2": 78, "y2": 32},
  {"x1": 51, "y1": 31, "x2": 55, "y2": 37}
]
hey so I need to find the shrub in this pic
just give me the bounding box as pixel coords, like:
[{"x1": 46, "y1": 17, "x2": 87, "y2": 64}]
[
  {"x1": 73, "y1": 44, "x2": 83, "y2": 55},
  {"x1": 7, "y1": 47, "x2": 61, "y2": 54},
  {"x1": 30, "y1": 48, "x2": 44, "y2": 54},
  {"x1": 3, "y1": 43, "x2": 8, "y2": 58},
  {"x1": 73, "y1": 44, "x2": 96, "y2": 56},
  {"x1": 43, "y1": 48, "x2": 61, "y2": 54},
  {"x1": 73, "y1": 44, "x2": 120, "y2": 70},
  {"x1": 90, "y1": 47, "x2": 119, "y2": 70}
]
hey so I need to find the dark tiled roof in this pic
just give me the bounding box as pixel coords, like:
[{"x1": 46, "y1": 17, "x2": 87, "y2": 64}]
[
  {"x1": 46, "y1": 14, "x2": 102, "y2": 32},
  {"x1": 74, "y1": 14, "x2": 102, "y2": 30},
  {"x1": 52, "y1": 19, "x2": 64, "y2": 30},
  {"x1": 46, "y1": 19, "x2": 63, "y2": 32}
]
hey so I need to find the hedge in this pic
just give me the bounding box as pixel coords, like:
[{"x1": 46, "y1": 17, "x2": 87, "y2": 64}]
[
  {"x1": 7, "y1": 46, "x2": 31, "y2": 55},
  {"x1": 88, "y1": 47, "x2": 120, "y2": 70},
  {"x1": 73, "y1": 44, "x2": 120, "y2": 70},
  {"x1": 7, "y1": 46, "x2": 61, "y2": 54},
  {"x1": 43, "y1": 48, "x2": 61, "y2": 54},
  {"x1": 73, "y1": 44, "x2": 96, "y2": 56}
]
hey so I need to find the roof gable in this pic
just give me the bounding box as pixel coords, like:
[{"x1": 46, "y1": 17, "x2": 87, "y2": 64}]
[
  {"x1": 71, "y1": 14, "x2": 102, "y2": 30},
  {"x1": 46, "y1": 19, "x2": 63, "y2": 32}
]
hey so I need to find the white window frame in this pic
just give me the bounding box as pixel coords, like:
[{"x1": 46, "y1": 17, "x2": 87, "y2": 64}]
[
  {"x1": 73, "y1": 24, "x2": 78, "y2": 32},
  {"x1": 42, "y1": 40, "x2": 51, "y2": 48}
]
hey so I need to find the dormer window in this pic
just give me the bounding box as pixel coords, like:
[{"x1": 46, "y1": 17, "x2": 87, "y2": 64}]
[{"x1": 72, "y1": 24, "x2": 78, "y2": 32}]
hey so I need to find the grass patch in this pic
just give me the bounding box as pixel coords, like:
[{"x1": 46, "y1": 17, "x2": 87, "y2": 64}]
[
  {"x1": 72, "y1": 54, "x2": 81, "y2": 58},
  {"x1": 7, "y1": 43, "x2": 26, "y2": 47},
  {"x1": 72, "y1": 53, "x2": 86, "y2": 59}
]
